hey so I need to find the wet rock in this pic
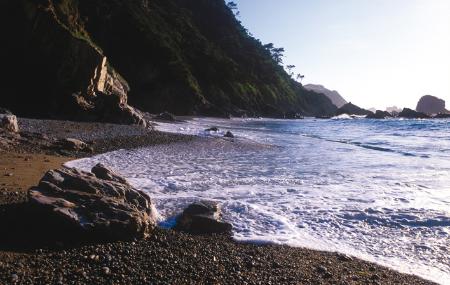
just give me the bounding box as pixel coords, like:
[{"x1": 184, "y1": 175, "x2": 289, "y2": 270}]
[
  {"x1": 28, "y1": 164, "x2": 157, "y2": 242},
  {"x1": 0, "y1": 114, "x2": 19, "y2": 133},
  {"x1": 155, "y1": 112, "x2": 176, "y2": 121},
  {"x1": 433, "y1": 113, "x2": 450, "y2": 119},
  {"x1": 398, "y1": 108, "x2": 429, "y2": 119},
  {"x1": 205, "y1": 127, "x2": 219, "y2": 132},
  {"x1": 175, "y1": 201, "x2": 232, "y2": 235},
  {"x1": 317, "y1": 265, "x2": 332, "y2": 278},
  {"x1": 366, "y1": 110, "x2": 392, "y2": 119},
  {"x1": 224, "y1": 131, "x2": 234, "y2": 138}
]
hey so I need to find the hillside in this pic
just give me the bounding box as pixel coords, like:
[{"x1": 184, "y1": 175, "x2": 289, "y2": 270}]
[
  {"x1": 0, "y1": 0, "x2": 336, "y2": 122},
  {"x1": 304, "y1": 84, "x2": 347, "y2": 108}
]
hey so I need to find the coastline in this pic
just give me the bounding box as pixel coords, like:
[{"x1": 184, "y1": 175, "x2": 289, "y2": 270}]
[{"x1": 0, "y1": 118, "x2": 437, "y2": 285}]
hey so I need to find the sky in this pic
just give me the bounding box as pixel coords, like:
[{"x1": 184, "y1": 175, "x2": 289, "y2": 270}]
[{"x1": 233, "y1": 0, "x2": 450, "y2": 110}]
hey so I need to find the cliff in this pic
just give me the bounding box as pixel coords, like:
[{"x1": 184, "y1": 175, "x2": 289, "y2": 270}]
[
  {"x1": 304, "y1": 84, "x2": 347, "y2": 108},
  {"x1": 416, "y1": 95, "x2": 448, "y2": 115},
  {"x1": 0, "y1": 0, "x2": 336, "y2": 122}
]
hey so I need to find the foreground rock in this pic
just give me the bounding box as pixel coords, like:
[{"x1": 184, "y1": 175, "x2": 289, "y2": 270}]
[
  {"x1": 0, "y1": 114, "x2": 19, "y2": 133},
  {"x1": 53, "y1": 138, "x2": 93, "y2": 152},
  {"x1": 28, "y1": 164, "x2": 157, "y2": 242},
  {"x1": 224, "y1": 131, "x2": 235, "y2": 138},
  {"x1": 175, "y1": 201, "x2": 232, "y2": 235},
  {"x1": 398, "y1": 108, "x2": 430, "y2": 119},
  {"x1": 154, "y1": 111, "x2": 176, "y2": 121}
]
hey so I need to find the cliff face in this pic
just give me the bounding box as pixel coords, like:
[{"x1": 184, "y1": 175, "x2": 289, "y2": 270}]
[
  {"x1": 304, "y1": 84, "x2": 347, "y2": 108},
  {"x1": 0, "y1": 0, "x2": 146, "y2": 125},
  {"x1": 416, "y1": 95, "x2": 448, "y2": 115},
  {"x1": 1, "y1": 0, "x2": 336, "y2": 121}
]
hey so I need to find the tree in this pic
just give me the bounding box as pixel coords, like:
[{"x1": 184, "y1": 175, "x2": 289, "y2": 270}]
[
  {"x1": 263, "y1": 43, "x2": 285, "y2": 65},
  {"x1": 227, "y1": 2, "x2": 238, "y2": 14},
  {"x1": 286, "y1": 65, "x2": 296, "y2": 77},
  {"x1": 296, "y1": 73, "x2": 305, "y2": 83}
]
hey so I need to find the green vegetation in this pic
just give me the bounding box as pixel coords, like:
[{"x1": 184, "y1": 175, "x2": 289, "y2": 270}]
[{"x1": 1, "y1": 0, "x2": 337, "y2": 118}]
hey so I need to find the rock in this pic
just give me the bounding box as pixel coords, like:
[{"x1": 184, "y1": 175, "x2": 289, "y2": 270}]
[
  {"x1": 102, "y1": 267, "x2": 111, "y2": 275},
  {"x1": 317, "y1": 265, "x2": 332, "y2": 278},
  {"x1": 205, "y1": 127, "x2": 219, "y2": 132},
  {"x1": 398, "y1": 108, "x2": 430, "y2": 119},
  {"x1": 416, "y1": 95, "x2": 448, "y2": 115},
  {"x1": 175, "y1": 201, "x2": 232, "y2": 235},
  {"x1": 224, "y1": 131, "x2": 234, "y2": 138},
  {"x1": 155, "y1": 111, "x2": 176, "y2": 121},
  {"x1": 366, "y1": 110, "x2": 392, "y2": 119},
  {"x1": 55, "y1": 138, "x2": 92, "y2": 152},
  {"x1": 28, "y1": 164, "x2": 157, "y2": 242},
  {"x1": 433, "y1": 113, "x2": 450, "y2": 119},
  {"x1": 336, "y1": 102, "x2": 373, "y2": 116},
  {"x1": 10, "y1": 273, "x2": 19, "y2": 283},
  {"x1": 0, "y1": 114, "x2": 19, "y2": 133},
  {"x1": 0, "y1": 107, "x2": 12, "y2": 115}
]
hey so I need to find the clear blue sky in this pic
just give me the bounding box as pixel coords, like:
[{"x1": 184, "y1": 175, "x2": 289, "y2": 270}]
[{"x1": 233, "y1": 0, "x2": 450, "y2": 110}]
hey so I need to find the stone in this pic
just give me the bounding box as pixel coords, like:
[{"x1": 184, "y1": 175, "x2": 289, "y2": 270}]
[
  {"x1": 175, "y1": 201, "x2": 232, "y2": 235},
  {"x1": 366, "y1": 110, "x2": 392, "y2": 119},
  {"x1": 416, "y1": 95, "x2": 448, "y2": 115},
  {"x1": 155, "y1": 111, "x2": 176, "y2": 121},
  {"x1": 54, "y1": 138, "x2": 92, "y2": 152},
  {"x1": 205, "y1": 127, "x2": 219, "y2": 132},
  {"x1": 0, "y1": 114, "x2": 19, "y2": 133},
  {"x1": 398, "y1": 108, "x2": 430, "y2": 119},
  {"x1": 224, "y1": 131, "x2": 234, "y2": 138},
  {"x1": 28, "y1": 164, "x2": 157, "y2": 242}
]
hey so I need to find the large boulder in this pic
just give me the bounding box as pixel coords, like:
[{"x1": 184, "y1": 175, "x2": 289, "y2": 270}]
[
  {"x1": 175, "y1": 201, "x2": 232, "y2": 235},
  {"x1": 366, "y1": 110, "x2": 392, "y2": 119},
  {"x1": 416, "y1": 95, "x2": 448, "y2": 115},
  {"x1": 398, "y1": 108, "x2": 430, "y2": 119},
  {"x1": 28, "y1": 164, "x2": 157, "y2": 242},
  {"x1": 0, "y1": 114, "x2": 19, "y2": 133},
  {"x1": 53, "y1": 138, "x2": 93, "y2": 153}
]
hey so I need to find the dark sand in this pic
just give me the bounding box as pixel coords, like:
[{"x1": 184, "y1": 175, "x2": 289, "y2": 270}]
[{"x1": 0, "y1": 118, "x2": 437, "y2": 285}]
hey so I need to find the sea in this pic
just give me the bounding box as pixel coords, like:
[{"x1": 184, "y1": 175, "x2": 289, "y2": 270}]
[{"x1": 67, "y1": 117, "x2": 450, "y2": 284}]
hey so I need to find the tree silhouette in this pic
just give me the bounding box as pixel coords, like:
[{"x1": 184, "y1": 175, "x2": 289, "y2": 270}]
[
  {"x1": 286, "y1": 65, "x2": 296, "y2": 77},
  {"x1": 227, "y1": 2, "x2": 238, "y2": 15},
  {"x1": 296, "y1": 73, "x2": 305, "y2": 83}
]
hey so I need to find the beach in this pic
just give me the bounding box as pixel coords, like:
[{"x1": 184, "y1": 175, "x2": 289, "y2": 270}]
[{"x1": 0, "y1": 117, "x2": 438, "y2": 285}]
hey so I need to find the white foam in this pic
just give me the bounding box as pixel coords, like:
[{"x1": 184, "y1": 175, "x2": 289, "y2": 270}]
[{"x1": 66, "y1": 118, "x2": 450, "y2": 285}]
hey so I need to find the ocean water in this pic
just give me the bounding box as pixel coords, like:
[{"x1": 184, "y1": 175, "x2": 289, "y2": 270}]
[{"x1": 67, "y1": 117, "x2": 450, "y2": 284}]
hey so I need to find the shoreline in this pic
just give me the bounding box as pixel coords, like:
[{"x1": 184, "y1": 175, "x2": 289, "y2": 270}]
[{"x1": 0, "y1": 118, "x2": 438, "y2": 284}]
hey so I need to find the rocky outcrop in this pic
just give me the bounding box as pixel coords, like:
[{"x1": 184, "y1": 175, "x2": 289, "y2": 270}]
[
  {"x1": 0, "y1": 114, "x2": 19, "y2": 133},
  {"x1": 0, "y1": 0, "x2": 145, "y2": 126},
  {"x1": 53, "y1": 138, "x2": 93, "y2": 152},
  {"x1": 28, "y1": 164, "x2": 157, "y2": 242},
  {"x1": 366, "y1": 110, "x2": 392, "y2": 119},
  {"x1": 336, "y1": 103, "x2": 373, "y2": 116},
  {"x1": 154, "y1": 112, "x2": 177, "y2": 122},
  {"x1": 304, "y1": 84, "x2": 347, "y2": 108},
  {"x1": 224, "y1": 131, "x2": 235, "y2": 138},
  {"x1": 175, "y1": 201, "x2": 232, "y2": 235},
  {"x1": 398, "y1": 108, "x2": 430, "y2": 119},
  {"x1": 416, "y1": 95, "x2": 448, "y2": 115}
]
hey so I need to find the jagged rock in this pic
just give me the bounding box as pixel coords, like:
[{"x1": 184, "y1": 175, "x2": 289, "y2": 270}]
[
  {"x1": 28, "y1": 164, "x2": 157, "y2": 241},
  {"x1": 224, "y1": 131, "x2": 234, "y2": 138},
  {"x1": 154, "y1": 112, "x2": 176, "y2": 121},
  {"x1": 416, "y1": 95, "x2": 448, "y2": 115},
  {"x1": 205, "y1": 127, "x2": 219, "y2": 132},
  {"x1": 0, "y1": 114, "x2": 19, "y2": 133},
  {"x1": 398, "y1": 108, "x2": 430, "y2": 119},
  {"x1": 54, "y1": 138, "x2": 92, "y2": 152},
  {"x1": 366, "y1": 110, "x2": 392, "y2": 119},
  {"x1": 175, "y1": 201, "x2": 232, "y2": 235}
]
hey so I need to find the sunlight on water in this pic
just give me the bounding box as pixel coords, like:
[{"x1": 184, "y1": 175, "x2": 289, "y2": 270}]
[{"x1": 67, "y1": 117, "x2": 450, "y2": 284}]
